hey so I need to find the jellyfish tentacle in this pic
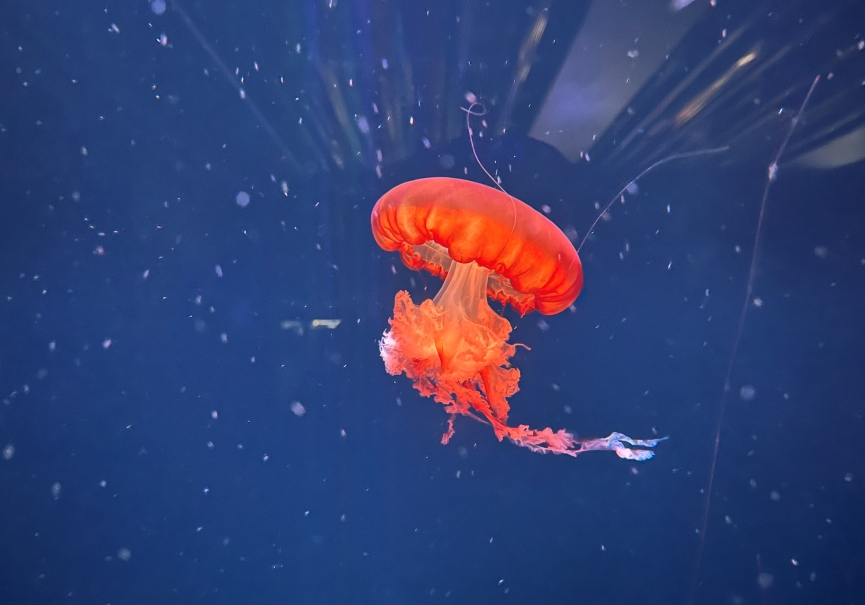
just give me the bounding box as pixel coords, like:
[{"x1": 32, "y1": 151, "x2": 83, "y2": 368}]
[{"x1": 574, "y1": 432, "x2": 669, "y2": 460}]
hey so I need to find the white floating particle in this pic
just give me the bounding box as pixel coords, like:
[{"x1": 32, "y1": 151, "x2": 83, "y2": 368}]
[
  {"x1": 235, "y1": 191, "x2": 250, "y2": 208},
  {"x1": 215, "y1": 265, "x2": 223, "y2": 277},
  {"x1": 291, "y1": 401, "x2": 306, "y2": 417}
]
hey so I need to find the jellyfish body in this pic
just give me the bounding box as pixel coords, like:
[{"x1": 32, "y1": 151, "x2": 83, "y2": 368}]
[{"x1": 372, "y1": 177, "x2": 664, "y2": 459}]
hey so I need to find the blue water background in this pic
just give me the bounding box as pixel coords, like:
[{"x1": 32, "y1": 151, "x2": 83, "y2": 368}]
[{"x1": 1, "y1": 0, "x2": 863, "y2": 604}]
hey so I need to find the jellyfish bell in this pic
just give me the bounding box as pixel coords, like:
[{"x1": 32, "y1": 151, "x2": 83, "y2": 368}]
[
  {"x1": 372, "y1": 176, "x2": 665, "y2": 460},
  {"x1": 372, "y1": 176, "x2": 584, "y2": 316}
]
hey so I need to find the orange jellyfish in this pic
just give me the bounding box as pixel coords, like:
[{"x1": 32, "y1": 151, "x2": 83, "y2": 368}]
[{"x1": 372, "y1": 177, "x2": 664, "y2": 460}]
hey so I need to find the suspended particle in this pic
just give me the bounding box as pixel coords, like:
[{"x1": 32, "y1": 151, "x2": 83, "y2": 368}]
[
  {"x1": 739, "y1": 385, "x2": 756, "y2": 401},
  {"x1": 280, "y1": 320, "x2": 303, "y2": 335},
  {"x1": 235, "y1": 191, "x2": 251, "y2": 208},
  {"x1": 311, "y1": 319, "x2": 341, "y2": 329}
]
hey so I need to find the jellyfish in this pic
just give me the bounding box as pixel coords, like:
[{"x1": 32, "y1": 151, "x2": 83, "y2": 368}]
[{"x1": 372, "y1": 177, "x2": 665, "y2": 460}]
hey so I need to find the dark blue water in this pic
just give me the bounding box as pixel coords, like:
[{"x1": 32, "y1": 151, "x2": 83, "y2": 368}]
[{"x1": 1, "y1": 0, "x2": 863, "y2": 604}]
